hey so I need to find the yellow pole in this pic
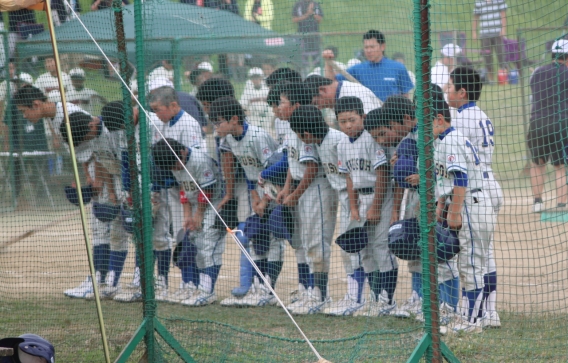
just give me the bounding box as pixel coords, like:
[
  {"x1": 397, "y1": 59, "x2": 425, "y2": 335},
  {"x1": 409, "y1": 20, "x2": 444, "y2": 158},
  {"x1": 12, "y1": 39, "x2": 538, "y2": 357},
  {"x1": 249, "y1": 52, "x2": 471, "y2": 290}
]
[{"x1": 43, "y1": 1, "x2": 112, "y2": 362}]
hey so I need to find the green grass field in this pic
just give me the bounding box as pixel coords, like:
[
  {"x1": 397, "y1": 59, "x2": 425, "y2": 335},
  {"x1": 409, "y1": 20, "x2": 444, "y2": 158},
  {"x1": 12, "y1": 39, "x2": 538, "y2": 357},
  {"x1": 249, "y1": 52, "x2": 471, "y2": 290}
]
[{"x1": 2, "y1": 1, "x2": 568, "y2": 362}]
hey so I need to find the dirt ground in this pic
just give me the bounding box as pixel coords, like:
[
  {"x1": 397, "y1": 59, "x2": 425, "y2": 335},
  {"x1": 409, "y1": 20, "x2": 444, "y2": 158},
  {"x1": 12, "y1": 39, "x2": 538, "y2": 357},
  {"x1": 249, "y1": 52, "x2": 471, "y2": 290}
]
[{"x1": 1, "y1": 178, "x2": 567, "y2": 314}]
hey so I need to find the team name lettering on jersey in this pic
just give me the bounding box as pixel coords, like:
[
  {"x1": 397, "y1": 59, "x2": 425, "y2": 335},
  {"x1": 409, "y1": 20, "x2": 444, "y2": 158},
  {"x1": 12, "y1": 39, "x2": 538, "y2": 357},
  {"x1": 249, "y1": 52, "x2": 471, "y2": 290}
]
[
  {"x1": 435, "y1": 162, "x2": 450, "y2": 179},
  {"x1": 322, "y1": 162, "x2": 340, "y2": 175},
  {"x1": 346, "y1": 158, "x2": 372, "y2": 172},
  {"x1": 236, "y1": 155, "x2": 262, "y2": 168},
  {"x1": 289, "y1": 146, "x2": 299, "y2": 161},
  {"x1": 181, "y1": 180, "x2": 199, "y2": 192}
]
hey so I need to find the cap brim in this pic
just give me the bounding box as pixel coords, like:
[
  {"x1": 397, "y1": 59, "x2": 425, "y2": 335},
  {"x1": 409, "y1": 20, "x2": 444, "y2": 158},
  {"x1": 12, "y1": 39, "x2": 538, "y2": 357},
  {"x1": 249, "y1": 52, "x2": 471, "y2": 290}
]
[{"x1": 0, "y1": 337, "x2": 24, "y2": 349}]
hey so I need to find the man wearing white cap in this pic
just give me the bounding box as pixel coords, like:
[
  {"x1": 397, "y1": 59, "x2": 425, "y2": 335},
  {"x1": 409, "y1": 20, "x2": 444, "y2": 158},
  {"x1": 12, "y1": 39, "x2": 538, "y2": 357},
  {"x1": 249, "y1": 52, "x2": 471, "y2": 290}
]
[
  {"x1": 66, "y1": 67, "x2": 105, "y2": 116},
  {"x1": 239, "y1": 67, "x2": 273, "y2": 130},
  {"x1": 431, "y1": 44, "x2": 461, "y2": 92},
  {"x1": 527, "y1": 39, "x2": 568, "y2": 213}
]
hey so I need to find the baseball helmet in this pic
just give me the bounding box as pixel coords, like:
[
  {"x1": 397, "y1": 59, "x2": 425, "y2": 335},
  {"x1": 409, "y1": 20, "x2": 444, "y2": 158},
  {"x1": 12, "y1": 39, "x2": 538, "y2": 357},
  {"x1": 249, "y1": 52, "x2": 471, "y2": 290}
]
[
  {"x1": 435, "y1": 222, "x2": 461, "y2": 262},
  {"x1": 394, "y1": 155, "x2": 418, "y2": 190},
  {"x1": 335, "y1": 219, "x2": 369, "y2": 254},
  {"x1": 64, "y1": 185, "x2": 94, "y2": 206},
  {"x1": 173, "y1": 229, "x2": 197, "y2": 268},
  {"x1": 92, "y1": 202, "x2": 120, "y2": 223},
  {"x1": 268, "y1": 205, "x2": 295, "y2": 240},
  {"x1": 0, "y1": 334, "x2": 55, "y2": 363},
  {"x1": 388, "y1": 218, "x2": 421, "y2": 260},
  {"x1": 120, "y1": 204, "x2": 134, "y2": 234},
  {"x1": 213, "y1": 198, "x2": 239, "y2": 230},
  {"x1": 244, "y1": 214, "x2": 271, "y2": 255}
]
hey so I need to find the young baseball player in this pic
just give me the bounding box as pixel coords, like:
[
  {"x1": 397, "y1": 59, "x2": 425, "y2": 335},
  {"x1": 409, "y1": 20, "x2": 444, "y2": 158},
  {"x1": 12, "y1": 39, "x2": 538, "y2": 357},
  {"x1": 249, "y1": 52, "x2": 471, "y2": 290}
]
[
  {"x1": 280, "y1": 100, "x2": 338, "y2": 315},
  {"x1": 196, "y1": 79, "x2": 255, "y2": 298},
  {"x1": 288, "y1": 104, "x2": 366, "y2": 315},
  {"x1": 336, "y1": 98, "x2": 400, "y2": 317},
  {"x1": 148, "y1": 86, "x2": 204, "y2": 300},
  {"x1": 431, "y1": 96, "x2": 495, "y2": 333},
  {"x1": 152, "y1": 138, "x2": 226, "y2": 306},
  {"x1": 447, "y1": 67, "x2": 502, "y2": 327},
  {"x1": 59, "y1": 111, "x2": 131, "y2": 299},
  {"x1": 213, "y1": 96, "x2": 285, "y2": 307},
  {"x1": 277, "y1": 82, "x2": 337, "y2": 314},
  {"x1": 371, "y1": 96, "x2": 461, "y2": 317}
]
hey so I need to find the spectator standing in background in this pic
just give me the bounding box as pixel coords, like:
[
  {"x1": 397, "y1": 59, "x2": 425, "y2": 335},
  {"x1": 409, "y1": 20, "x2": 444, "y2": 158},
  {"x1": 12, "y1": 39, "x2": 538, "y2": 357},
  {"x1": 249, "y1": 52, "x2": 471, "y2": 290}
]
[
  {"x1": 240, "y1": 67, "x2": 272, "y2": 130},
  {"x1": 149, "y1": 60, "x2": 174, "y2": 83},
  {"x1": 431, "y1": 44, "x2": 461, "y2": 92},
  {"x1": 527, "y1": 40, "x2": 568, "y2": 213},
  {"x1": 66, "y1": 68, "x2": 106, "y2": 115},
  {"x1": 34, "y1": 57, "x2": 72, "y2": 96},
  {"x1": 292, "y1": 0, "x2": 323, "y2": 77},
  {"x1": 323, "y1": 30, "x2": 414, "y2": 102},
  {"x1": 472, "y1": 0, "x2": 507, "y2": 84},
  {"x1": 245, "y1": 0, "x2": 273, "y2": 30}
]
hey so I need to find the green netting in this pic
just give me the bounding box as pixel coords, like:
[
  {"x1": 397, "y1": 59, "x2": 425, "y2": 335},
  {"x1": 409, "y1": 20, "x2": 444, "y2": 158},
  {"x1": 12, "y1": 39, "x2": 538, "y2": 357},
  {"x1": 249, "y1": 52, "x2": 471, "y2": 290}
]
[{"x1": 1, "y1": 0, "x2": 568, "y2": 362}]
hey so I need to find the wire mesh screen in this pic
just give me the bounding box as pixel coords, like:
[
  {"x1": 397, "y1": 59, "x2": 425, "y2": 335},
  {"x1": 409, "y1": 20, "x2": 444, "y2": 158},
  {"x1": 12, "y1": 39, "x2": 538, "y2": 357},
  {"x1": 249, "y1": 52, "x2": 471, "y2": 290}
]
[{"x1": 0, "y1": 0, "x2": 567, "y2": 362}]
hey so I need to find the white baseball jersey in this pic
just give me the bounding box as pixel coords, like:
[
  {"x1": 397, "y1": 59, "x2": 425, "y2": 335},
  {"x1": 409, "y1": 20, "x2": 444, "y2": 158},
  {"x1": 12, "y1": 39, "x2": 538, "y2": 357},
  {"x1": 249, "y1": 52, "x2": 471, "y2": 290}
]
[
  {"x1": 48, "y1": 102, "x2": 91, "y2": 136},
  {"x1": 151, "y1": 110, "x2": 202, "y2": 149},
  {"x1": 172, "y1": 147, "x2": 223, "y2": 203},
  {"x1": 148, "y1": 66, "x2": 174, "y2": 82},
  {"x1": 452, "y1": 103, "x2": 494, "y2": 171},
  {"x1": 338, "y1": 130, "x2": 388, "y2": 189},
  {"x1": 284, "y1": 125, "x2": 325, "y2": 181},
  {"x1": 34, "y1": 72, "x2": 72, "y2": 95},
  {"x1": 434, "y1": 127, "x2": 484, "y2": 198},
  {"x1": 274, "y1": 118, "x2": 288, "y2": 149},
  {"x1": 219, "y1": 122, "x2": 278, "y2": 182},
  {"x1": 66, "y1": 87, "x2": 100, "y2": 115},
  {"x1": 337, "y1": 81, "x2": 382, "y2": 114},
  {"x1": 313, "y1": 128, "x2": 348, "y2": 191}
]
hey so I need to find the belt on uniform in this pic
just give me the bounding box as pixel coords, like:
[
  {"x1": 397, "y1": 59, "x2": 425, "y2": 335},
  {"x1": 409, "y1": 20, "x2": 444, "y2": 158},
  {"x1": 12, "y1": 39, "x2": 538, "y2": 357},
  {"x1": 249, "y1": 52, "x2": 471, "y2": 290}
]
[
  {"x1": 356, "y1": 187, "x2": 375, "y2": 195},
  {"x1": 448, "y1": 188, "x2": 482, "y2": 203}
]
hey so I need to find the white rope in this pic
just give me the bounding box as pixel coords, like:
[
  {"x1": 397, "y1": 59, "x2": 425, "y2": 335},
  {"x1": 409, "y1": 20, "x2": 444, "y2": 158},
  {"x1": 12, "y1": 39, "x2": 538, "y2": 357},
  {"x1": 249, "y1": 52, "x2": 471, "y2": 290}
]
[{"x1": 61, "y1": 3, "x2": 324, "y2": 360}]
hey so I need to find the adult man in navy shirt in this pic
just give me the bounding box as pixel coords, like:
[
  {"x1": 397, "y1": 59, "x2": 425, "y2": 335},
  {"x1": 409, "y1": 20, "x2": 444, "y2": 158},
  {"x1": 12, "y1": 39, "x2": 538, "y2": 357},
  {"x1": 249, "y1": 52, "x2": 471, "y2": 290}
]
[{"x1": 323, "y1": 30, "x2": 414, "y2": 102}]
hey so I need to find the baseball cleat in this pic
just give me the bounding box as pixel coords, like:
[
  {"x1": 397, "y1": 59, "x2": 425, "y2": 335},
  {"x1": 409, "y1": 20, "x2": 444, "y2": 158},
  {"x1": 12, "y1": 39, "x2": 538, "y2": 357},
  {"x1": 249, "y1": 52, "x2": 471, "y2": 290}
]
[
  {"x1": 166, "y1": 282, "x2": 197, "y2": 304},
  {"x1": 323, "y1": 294, "x2": 363, "y2": 316},
  {"x1": 100, "y1": 285, "x2": 120, "y2": 300},
  {"x1": 181, "y1": 288, "x2": 216, "y2": 307},
  {"x1": 446, "y1": 315, "x2": 483, "y2": 334},
  {"x1": 393, "y1": 290, "x2": 422, "y2": 318},
  {"x1": 480, "y1": 311, "x2": 501, "y2": 328},
  {"x1": 155, "y1": 275, "x2": 168, "y2": 302},
  {"x1": 353, "y1": 292, "x2": 396, "y2": 317},
  {"x1": 64, "y1": 274, "x2": 98, "y2": 299},
  {"x1": 231, "y1": 286, "x2": 250, "y2": 297},
  {"x1": 286, "y1": 286, "x2": 310, "y2": 313},
  {"x1": 288, "y1": 284, "x2": 307, "y2": 306},
  {"x1": 113, "y1": 287, "x2": 143, "y2": 303},
  {"x1": 291, "y1": 287, "x2": 329, "y2": 315}
]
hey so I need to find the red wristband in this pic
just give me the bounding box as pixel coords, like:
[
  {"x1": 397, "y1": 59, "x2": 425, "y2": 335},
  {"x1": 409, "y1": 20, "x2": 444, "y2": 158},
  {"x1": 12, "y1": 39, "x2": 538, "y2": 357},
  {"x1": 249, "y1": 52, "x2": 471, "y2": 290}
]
[
  {"x1": 179, "y1": 190, "x2": 188, "y2": 204},
  {"x1": 198, "y1": 190, "x2": 212, "y2": 205}
]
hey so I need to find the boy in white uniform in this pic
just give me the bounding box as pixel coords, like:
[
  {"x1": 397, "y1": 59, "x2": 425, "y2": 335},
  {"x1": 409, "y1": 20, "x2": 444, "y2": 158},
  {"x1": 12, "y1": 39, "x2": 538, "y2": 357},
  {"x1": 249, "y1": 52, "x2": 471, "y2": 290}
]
[
  {"x1": 337, "y1": 101, "x2": 400, "y2": 317},
  {"x1": 152, "y1": 138, "x2": 226, "y2": 306},
  {"x1": 214, "y1": 96, "x2": 285, "y2": 307},
  {"x1": 288, "y1": 104, "x2": 366, "y2": 316},
  {"x1": 431, "y1": 96, "x2": 495, "y2": 333},
  {"x1": 448, "y1": 67, "x2": 502, "y2": 327}
]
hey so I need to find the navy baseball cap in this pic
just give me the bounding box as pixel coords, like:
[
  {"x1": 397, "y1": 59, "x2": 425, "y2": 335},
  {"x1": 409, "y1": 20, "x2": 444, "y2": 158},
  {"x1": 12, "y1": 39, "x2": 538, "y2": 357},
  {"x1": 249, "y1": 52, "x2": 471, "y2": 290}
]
[
  {"x1": 394, "y1": 156, "x2": 418, "y2": 190},
  {"x1": 92, "y1": 202, "x2": 120, "y2": 223},
  {"x1": 64, "y1": 185, "x2": 94, "y2": 206},
  {"x1": 268, "y1": 205, "x2": 295, "y2": 240},
  {"x1": 388, "y1": 218, "x2": 421, "y2": 260},
  {"x1": 244, "y1": 214, "x2": 271, "y2": 255},
  {"x1": 435, "y1": 222, "x2": 461, "y2": 262},
  {"x1": 213, "y1": 198, "x2": 239, "y2": 230},
  {"x1": 335, "y1": 219, "x2": 369, "y2": 254},
  {"x1": 0, "y1": 334, "x2": 55, "y2": 363},
  {"x1": 120, "y1": 204, "x2": 134, "y2": 234}
]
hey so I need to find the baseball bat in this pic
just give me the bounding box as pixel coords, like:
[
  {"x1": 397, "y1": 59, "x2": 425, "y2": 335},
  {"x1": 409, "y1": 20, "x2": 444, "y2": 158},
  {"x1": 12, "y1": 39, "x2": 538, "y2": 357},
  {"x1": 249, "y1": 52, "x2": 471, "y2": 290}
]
[
  {"x1": 0, "y1": 211, "x2": 80, "y2": 249},
  {"x1": 327, "y1": 59, "x2": 360, "y2": 84}
]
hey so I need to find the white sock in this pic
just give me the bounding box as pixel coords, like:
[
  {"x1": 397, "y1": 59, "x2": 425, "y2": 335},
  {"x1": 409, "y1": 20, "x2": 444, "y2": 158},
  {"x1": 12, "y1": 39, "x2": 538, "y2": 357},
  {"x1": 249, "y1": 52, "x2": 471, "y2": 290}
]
[
  {"x1": 105, "y1": 270, "x2": 115, "y2": 287},
  {"x1": 95, "y1": 271, "x2": 101, "y2": 285},
  {"x1": 132, "y1": 267, "x2": 140, "y2": 286},
  {"x1": 199, "y1": 273, "x2": 212, "y2": 293},
  {"x1": 347, "y1": 275, "x2": 357, "y2": 300},
  {"x1": 487, "y1": 290, "x2": 497, "y2": 314}
]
